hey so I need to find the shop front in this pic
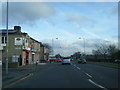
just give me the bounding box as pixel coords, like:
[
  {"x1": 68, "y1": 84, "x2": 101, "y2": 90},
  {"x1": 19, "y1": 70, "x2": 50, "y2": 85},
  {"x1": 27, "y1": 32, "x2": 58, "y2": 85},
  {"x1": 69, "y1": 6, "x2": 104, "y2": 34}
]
[{"x1": 23, "y1": 46, "x2": 31, "y2": 65}]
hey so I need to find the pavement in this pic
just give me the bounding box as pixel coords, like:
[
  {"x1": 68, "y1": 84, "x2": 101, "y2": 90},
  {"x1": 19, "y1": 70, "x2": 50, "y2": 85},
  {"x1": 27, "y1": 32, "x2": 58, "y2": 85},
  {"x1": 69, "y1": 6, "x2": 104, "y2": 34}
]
[{"x1": 2, "y1": 63, "x2": 47, "y2": 89}]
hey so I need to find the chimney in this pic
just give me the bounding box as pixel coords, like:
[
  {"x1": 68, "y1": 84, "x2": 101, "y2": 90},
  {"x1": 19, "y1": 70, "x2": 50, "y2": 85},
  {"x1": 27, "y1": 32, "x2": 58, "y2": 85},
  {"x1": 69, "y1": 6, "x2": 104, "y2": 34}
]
[{"x1": 14, "y1": 26, "x2": 21, "y2": 34}]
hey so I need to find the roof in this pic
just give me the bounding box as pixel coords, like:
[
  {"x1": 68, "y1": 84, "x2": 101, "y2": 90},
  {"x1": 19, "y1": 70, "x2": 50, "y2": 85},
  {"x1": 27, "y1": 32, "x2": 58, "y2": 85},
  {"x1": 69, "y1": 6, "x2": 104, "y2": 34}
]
[
  {"x1": 0, "y1": 29, "x2": 17, "y2": 34},
  {"x1": 30, "y1": 37, "x2": 41, "y2": 44}
]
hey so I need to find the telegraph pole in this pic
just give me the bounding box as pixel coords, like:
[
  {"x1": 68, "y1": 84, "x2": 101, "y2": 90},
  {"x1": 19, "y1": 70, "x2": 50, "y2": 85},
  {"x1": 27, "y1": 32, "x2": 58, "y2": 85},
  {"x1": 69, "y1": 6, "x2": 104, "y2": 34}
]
[
  {"x1": 83, "y1": 38, "x2": 85, "y2": 56},
  {"x1": 6, "y1": 0, "x2": 9, "y2": 74},
  {"x1": 52, "y1": 38, "x2": 54, "y2": 56},
  {"x1": 79, "y1": 37, "x2": 86, "y2": 56}
]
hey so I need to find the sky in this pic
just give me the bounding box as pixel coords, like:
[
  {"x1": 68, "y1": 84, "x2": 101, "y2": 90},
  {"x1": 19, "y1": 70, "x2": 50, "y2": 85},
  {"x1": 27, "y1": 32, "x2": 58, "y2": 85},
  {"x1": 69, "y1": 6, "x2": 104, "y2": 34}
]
[{"x1": 1, "y1": 0, "x2": 119, "y2": 56}]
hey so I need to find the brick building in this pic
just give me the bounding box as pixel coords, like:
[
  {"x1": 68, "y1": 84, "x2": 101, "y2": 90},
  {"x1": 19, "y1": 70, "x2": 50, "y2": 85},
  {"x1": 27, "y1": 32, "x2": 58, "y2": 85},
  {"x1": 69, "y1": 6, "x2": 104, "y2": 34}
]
[{"x1": 0, "y1": 26, "x2": 49, "y2": 68}]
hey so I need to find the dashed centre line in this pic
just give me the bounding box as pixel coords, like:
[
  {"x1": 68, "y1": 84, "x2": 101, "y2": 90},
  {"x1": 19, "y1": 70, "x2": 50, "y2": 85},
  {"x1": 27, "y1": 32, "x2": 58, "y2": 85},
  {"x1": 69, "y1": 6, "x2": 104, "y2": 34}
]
[
  {"x1": 72, "y1": 63, "x2": 107, "y2": 90},
  {"x1": 88, "y1": 79, "x2": 108, "y2": 90},
  {"x1": 73, "y1": 64, "x2": 92, "y2": 78},
  {"x1": 85, "y1": 73, "x2": 92, "y2": 78},
  {"x1": 76, "y1": 67, "x2": 81, "y2": 70}
]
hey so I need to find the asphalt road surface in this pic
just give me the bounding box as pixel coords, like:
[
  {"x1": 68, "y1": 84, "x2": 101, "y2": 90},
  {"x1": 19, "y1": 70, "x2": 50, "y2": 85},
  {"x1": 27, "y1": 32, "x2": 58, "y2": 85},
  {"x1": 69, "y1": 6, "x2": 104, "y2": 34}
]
[{"x1": 7, "y1": 61, "x2": 119, "y2": 89}]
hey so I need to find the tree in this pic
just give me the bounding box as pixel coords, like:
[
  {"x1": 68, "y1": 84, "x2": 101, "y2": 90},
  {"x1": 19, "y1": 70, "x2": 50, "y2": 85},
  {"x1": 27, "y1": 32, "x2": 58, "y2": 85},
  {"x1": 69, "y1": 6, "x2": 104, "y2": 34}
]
[
  {"x1": 92, "y1": 49, "x2": 101, "y2": 61},
  {"x1": 55, "y1": 54, "x2": 62, "y2": 58},
  {"x1": 94, "y1": 43, "x2": 108, "y2": 61},
  {"x1": 113, "y1": 50, "x2": 120, "y2": 59},
  {"x1": 107, "y1": 44, "x2": 118, "y2": 60},
  {"x1": 43, "y1": 43, "x2": 52, "y2": 54},
  {"x1": 93, "y1": 43, "x2": 119, "y2": 62},
  {"x1": 107, "y1": 44, "x2": 119, "y2": 62},
  {"x1": 71, "y1": 52, "x2": 81, "y2": 60}
]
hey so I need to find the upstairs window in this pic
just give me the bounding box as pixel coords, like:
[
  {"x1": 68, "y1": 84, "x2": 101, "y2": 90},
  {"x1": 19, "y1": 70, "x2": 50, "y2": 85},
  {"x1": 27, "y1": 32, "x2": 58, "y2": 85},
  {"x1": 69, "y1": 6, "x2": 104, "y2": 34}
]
[{"x1": 2, "y1": 36, "x2": 7, "y2": 44}]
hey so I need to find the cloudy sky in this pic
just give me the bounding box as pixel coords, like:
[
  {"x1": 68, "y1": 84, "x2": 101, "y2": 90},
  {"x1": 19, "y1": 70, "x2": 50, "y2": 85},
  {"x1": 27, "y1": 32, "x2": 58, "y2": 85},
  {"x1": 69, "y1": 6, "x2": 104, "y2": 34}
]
[{"x1": 1, "y1": 0, "x2": 118, "y2": 56}]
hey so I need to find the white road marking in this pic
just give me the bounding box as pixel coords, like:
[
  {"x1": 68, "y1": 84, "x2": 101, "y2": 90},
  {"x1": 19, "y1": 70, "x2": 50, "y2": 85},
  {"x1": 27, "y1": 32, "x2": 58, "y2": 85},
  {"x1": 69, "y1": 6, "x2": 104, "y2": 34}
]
[
  {"x1": 76, "y1": 67, "x2": 81, "y2": 70},
  {"x1": 74, "y1": 65, "x2": 76, "y2": 67},
  {"x1": 85, "y1": 73, "x2": 92, "y2": 78},
  {"x1": 88, "y1": 79, "x2": 108, "y2": 90}
]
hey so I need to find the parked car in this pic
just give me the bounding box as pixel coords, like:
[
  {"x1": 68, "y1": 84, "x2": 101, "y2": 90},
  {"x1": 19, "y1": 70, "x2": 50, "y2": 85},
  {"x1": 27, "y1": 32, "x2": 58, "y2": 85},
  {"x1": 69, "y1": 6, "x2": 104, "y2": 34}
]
[
  {"x1": 62, "y1": 57, "x2": 71, "y2": 65},
  {"x1": 48, "y1": 58, "x2": 56, "y2": 63},
  {"x1": 70, "y1": 58, "x2": 74, "y2": 61},
  {"x1": 114, "y1": 59, "x2": 120, "y2": 63},
  {"x1": 78, "y1": 57, "x2": 86, "y2": 64},
  {"x1": 0, "y1": 61, "x2": 2, "y2": 65},
  {"x1": 56, "y1": 58, "x2": 63, "y2": 62}
]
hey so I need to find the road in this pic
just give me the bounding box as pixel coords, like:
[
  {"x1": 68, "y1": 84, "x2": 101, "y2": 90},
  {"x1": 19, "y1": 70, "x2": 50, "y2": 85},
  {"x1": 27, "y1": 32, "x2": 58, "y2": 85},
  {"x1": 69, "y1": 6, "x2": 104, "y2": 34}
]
[{"x1": 7, "y1": 61, "x2": 119, "y2": 89}]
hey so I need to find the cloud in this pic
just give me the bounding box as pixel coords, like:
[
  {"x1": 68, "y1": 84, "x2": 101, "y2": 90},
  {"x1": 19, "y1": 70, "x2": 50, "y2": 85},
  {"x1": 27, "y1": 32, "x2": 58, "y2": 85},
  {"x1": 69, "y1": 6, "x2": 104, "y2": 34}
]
[
  {"x1": 111, "y1": 4, "x2": 118, "y2": 15},
  {"x1": 65, "y1": 12, "x2": 95, "y2": 28},
  {"x1": 2, "y1": 2, "x2": 56, "y2": 26},
  {"x1": 66, "y1": 13, "x2": 88, "y2": 24},
  {"x1": 41, "y1": 38, "x2": 82, "y2": 56},
  {"x1": 81, "y1": 28, "x2": 102, "y2": 39},
  {"x1": 0, "y1": 2, "x2": 2, "y2": 27}
]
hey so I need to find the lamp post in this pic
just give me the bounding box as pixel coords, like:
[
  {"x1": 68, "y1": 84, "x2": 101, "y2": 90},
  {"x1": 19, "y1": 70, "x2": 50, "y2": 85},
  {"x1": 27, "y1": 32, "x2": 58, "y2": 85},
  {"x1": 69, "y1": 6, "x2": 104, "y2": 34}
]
[
  {"x1": 79, "y1": 37, "x2": 85, "y2": 56},
  {"x1": 6, "y1": 0, "x2": 9, "y2": 74},
  {"x1": 52, "y1": 38, "x2": 54, "y2": 56},
  {"x1": 52, "y1": 38, "x2": 58, "y2": 56},
  {"x1": 55, "y1": 38, "x2": 58, "y2": 55}
]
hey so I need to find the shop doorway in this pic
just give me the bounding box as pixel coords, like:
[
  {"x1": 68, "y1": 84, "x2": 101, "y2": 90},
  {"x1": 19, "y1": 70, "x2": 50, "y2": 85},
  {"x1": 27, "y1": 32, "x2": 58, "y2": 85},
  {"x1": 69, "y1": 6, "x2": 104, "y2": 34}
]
[
  {"x1": 19, "y1": 55, "x2": 22, "y2": 66},
  {"x1": 26, "y1": 53, "x2": 29, "y2": 65}
]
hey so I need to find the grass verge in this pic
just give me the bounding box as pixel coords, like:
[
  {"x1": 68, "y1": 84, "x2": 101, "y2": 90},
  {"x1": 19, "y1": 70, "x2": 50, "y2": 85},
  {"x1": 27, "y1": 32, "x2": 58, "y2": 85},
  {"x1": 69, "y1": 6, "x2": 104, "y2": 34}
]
[{"x1": 89, "y1": 61, "x2": 120, "y2": 68}]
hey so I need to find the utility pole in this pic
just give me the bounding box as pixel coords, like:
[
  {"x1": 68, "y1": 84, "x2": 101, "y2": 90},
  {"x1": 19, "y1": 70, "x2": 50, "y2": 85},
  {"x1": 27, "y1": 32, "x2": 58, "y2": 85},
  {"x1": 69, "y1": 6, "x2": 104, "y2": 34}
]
[
  {"x1": 83, "y1": 38, "x2": 85, "y2": 56},
  {"x1": 6, "y1": 0, "x2": 9, "y2": 74},
  {"x1": 52, "y1": 38, "x2": 54, "y2": 56},
  {"x1": 79, "y1": 37, "x2": 85, "y2": 56}
]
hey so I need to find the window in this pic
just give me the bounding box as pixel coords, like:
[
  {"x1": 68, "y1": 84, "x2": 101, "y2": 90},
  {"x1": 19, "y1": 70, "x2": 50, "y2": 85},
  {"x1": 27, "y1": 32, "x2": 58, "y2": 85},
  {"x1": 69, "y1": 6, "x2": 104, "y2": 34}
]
[
  {"x1": 2, "y1": 36, "x2": 7, "y2": 44},
  {"x1": 12, "y1": 55, "x2": 19, "y2": 62},
  {"x1": 5, "y1": 36, "x2": 7, "y2": 43},
  {"x1": 2, "y1": 37, "x2": 4, "y2": 43}
]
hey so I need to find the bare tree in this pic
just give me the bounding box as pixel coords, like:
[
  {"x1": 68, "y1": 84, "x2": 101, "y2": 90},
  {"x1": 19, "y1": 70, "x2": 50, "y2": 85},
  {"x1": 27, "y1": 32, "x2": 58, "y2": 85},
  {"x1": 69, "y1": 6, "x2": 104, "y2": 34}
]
[
  {"x1": 94, "y1": 43, "x2": 108, "y2": 61},
  {"x1": 92, "y1": 49, "x2": 101, "y2": 61},
  {"x1": 43, "y1": 43, "x2": 52, "y2": 54},
  {"x1": 71, "y1": 52, "x2": 81, "y2": 60},
  {"x1": 107, "y1": 44, "x2": 118, "y2": 61}
]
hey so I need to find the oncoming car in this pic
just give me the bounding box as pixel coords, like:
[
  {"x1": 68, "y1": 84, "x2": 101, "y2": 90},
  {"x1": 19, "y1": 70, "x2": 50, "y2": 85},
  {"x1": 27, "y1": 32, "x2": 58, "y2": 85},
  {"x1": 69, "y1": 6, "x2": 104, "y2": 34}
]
[{"x1": 62, "y1": 57, "x2": 71, "y2": 65}]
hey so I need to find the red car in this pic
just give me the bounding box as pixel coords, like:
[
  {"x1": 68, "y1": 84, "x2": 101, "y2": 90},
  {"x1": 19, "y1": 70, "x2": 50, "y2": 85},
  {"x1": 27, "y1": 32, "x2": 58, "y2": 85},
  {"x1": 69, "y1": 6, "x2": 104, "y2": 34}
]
[{"x1": 56, "y1": 59, "x2": 63, "y2": 62}]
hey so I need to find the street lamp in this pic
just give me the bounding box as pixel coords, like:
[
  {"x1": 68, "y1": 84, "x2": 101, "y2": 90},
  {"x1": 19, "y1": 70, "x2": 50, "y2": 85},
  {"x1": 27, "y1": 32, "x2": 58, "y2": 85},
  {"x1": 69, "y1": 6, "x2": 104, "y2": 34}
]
[
  {"x1": 55, "y1": 38, "x2": 58, "y2": 55},
  {"x1": 79, "y1": 37, "x2": 85, "y2": 56},
  {"x1": 52, "y1": 38, "x2": 58, "y2": 56},
  {"x1": 5, "y1": 0, "x2": 9, "y2": 74},
  {"x1": 52, "y1": 38, "x2": 54, "y2": 56}
]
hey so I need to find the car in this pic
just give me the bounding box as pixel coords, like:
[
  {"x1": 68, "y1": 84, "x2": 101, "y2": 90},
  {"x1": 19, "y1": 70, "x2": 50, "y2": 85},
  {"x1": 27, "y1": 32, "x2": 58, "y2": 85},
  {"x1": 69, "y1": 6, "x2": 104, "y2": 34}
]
[
  {"x1": 70, "y1": 58, "x2": 74, "y2": 61},
  {"x1": 56, "y1": 58, "x2": 63, "y2": 62},
  {"x1": 114, "y1": 59, "x2": 120, "y2": 63},
  {"x1": 78, "y1": 57, "x2": 86, "y2": 64},
  {"x1": 62, "y1": 57, "x2": 71, "y2": 65},
  {"x1": 0, "y1": 61, "x2": 2, "y2": 65},
  {"x1": 48, "y1": 58, "x2": 56, "y2": 63}
]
